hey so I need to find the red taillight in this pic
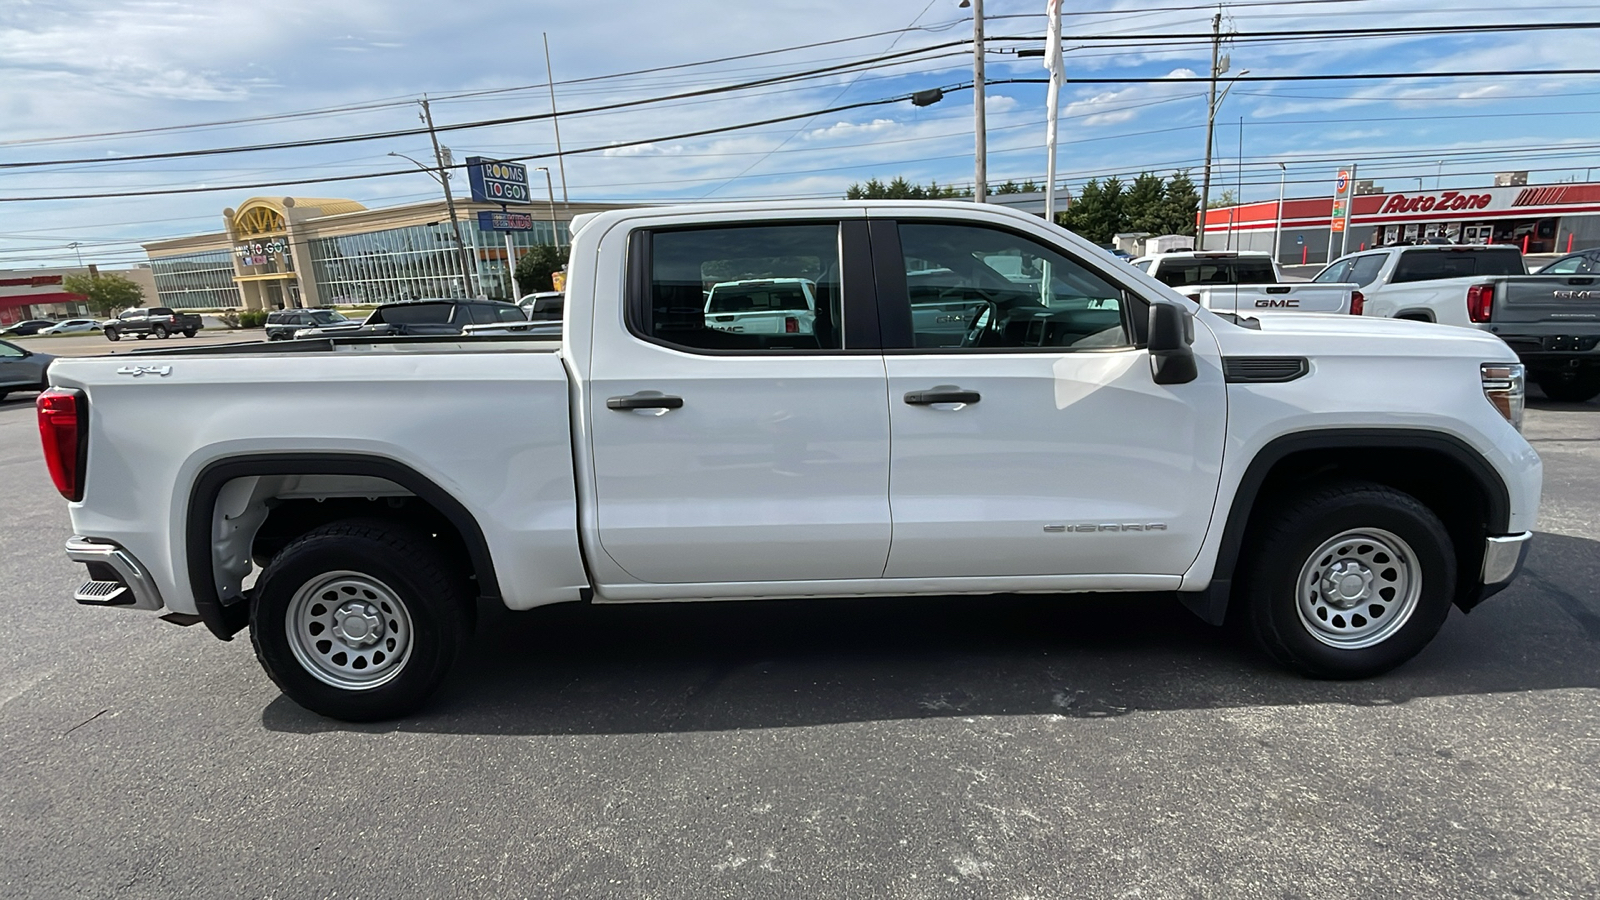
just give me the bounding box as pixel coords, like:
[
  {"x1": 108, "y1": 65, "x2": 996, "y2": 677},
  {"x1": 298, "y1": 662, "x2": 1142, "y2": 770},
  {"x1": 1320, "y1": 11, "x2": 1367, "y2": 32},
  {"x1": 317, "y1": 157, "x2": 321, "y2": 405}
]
[
  {"x1": 168, "y1": 316, "x2": 177, "y2": 323},
  {"x1": 1467, "y1": 284, "x2": 1494, "y2": 323},
  {"x1": 1349, "y1": 290, "x2": 1365, "y2": 316},
  {"x1": 785, "y1": 316, "x2": 799, "y2": 334},
  {"x1": 37, "y1": 389, "x2": 86, "y2": 501}
]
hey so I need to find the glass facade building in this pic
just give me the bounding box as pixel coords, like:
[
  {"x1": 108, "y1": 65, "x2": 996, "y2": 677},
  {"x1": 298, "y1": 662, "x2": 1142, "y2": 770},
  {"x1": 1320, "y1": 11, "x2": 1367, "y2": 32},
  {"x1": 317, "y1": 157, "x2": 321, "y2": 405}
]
[
  {"x1": 144, "y1": 195, "x2": 603, "y2": 311},
  {"x1": 149, "y1": 249, "x2": 243, "y2": 310},
  {"x1": 307, "y1": 219, "x2": 570, "y2": 305}
]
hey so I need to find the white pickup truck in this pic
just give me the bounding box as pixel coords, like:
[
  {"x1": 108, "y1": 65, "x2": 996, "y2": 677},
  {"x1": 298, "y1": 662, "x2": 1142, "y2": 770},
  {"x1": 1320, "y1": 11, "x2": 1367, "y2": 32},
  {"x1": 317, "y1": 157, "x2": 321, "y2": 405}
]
[
  {"x1": 1133, "y1": 250, "x2": 1359, "y2": 315},
  {"x1": 40, "y1": 201, "x2": 1541, "y2": 721},
  {"x1": 1317, "y1": 245, "x2": 1600, "y2": 402}
]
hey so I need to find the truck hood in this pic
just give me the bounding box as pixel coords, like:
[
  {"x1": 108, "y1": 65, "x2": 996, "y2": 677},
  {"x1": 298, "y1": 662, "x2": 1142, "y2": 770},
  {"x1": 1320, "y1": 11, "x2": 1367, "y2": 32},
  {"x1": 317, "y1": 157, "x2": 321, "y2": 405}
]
[{"x1": 1202, "y1": 309, "x2": 1517, "y2": 361}]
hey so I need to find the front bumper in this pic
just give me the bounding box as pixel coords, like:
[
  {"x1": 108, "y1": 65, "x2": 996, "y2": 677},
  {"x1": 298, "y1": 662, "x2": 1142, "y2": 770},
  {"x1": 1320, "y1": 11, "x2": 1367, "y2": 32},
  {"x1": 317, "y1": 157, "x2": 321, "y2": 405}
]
[
  {"x1": 65, "y1": 536, "x2": 165, "y2": 611},
  {"x1": 1464, "y1": 531, "x2": 1533, "y2": 610}
]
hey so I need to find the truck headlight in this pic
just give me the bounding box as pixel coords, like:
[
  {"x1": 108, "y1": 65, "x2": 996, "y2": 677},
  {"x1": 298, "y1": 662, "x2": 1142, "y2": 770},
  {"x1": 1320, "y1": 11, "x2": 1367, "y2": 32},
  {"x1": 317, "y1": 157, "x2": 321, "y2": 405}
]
[{"x1": 1481, "y1": 362, "x2": 1525, "y2": 431}]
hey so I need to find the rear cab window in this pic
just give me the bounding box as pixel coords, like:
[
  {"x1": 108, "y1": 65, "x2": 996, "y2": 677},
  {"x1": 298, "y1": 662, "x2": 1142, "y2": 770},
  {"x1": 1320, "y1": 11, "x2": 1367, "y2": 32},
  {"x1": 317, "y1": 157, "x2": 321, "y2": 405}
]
[
  {"x1": 1391, "y1": 248, "x2": 1526, "y2": 283},
  {"x1": 1154, "y1": 257, "x2": 1276, "y2": 287}
]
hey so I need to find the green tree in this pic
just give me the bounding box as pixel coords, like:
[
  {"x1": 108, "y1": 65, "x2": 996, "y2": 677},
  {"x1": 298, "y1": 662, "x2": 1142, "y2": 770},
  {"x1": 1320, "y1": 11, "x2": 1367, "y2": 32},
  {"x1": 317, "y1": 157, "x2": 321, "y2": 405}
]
[
  {"x1": 1158, "y1": 170, "x2": 1201, "y2": 236},
  {"x1": 1059, "y1": 176, "x2": 1128, "y2": 244},
  {"x1": 845, "y1": 177, "x2": 966, "y2": 200},
  {"x1": 1123, "y1": 172, "x2": 1167, "y2": 235},
  {"x1": 1208, "y1": 189, "x2": 1238, "y2": 209},
  {"x1": 513, "y1": 243, "x2": 569, "y2": 294},
  {"x1": 62, "y1": 272, "x2": 144, "y2": 317}
]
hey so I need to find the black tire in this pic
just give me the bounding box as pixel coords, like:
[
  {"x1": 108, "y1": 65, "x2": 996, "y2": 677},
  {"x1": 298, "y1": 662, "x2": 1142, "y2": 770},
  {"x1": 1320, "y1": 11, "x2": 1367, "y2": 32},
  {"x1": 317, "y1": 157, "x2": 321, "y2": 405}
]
[
  {"x1": 183, "y1": 328, "x2": 197, "y2": 338},
  {"x1": 104, "y1": 328, "x2": 120, "y2": 342},
  {"x1": 250, "y1": 519, "x2": 475, "y2": 721},
  {"x1": 1241, "y1": 481, "x2": 1456, "y2": 679},
  {"x1": 1537, "y1": 370, "x2": 1600, "y2": 403},
  {"x1": 153, "y1": 325, "x2": 169, "y2": 339}
]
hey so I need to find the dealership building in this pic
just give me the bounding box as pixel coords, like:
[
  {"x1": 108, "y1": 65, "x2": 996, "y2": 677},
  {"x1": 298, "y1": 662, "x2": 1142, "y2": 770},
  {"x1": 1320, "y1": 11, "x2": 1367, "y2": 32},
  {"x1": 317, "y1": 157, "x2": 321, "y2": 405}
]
[
  {"x1": 143, "y1": 194, "x2": 621, "y2": 311},
  {"x1": 1201, "y1": 176, "x2": 1600, "y2": 265}
]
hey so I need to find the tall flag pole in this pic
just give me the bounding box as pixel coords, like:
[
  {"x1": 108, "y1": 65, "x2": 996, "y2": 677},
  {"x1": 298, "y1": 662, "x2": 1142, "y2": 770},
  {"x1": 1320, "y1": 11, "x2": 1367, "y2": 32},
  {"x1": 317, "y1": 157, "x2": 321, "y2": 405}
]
[{"x1": 1043, "y1": 0, "x2": 1064, "y2": 223}]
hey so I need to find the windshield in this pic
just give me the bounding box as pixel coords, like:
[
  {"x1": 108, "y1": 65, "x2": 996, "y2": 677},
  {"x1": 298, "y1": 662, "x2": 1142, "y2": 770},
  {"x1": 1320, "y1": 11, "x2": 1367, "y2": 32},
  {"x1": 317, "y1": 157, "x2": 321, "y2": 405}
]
[
  {"x1": 308, "y1": 311, "x2": 348, "y2": 324},
  {"x1": 706, "y1": 283, "x2": 811, "y2": 313}
]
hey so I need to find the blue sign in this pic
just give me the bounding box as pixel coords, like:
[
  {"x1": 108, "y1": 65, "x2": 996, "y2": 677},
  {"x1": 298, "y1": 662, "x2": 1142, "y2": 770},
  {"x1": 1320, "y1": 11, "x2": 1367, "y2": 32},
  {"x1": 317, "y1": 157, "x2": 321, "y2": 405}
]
[
  {"x1": 466, "y1": 156, "x2": 532, "y2": 205},
  {"x1": 478, "y1": 210, "x2": 535, "y2": 232},
  {"x1": 1296, "y1": 235, "x2": 1305, "y2": 245}
]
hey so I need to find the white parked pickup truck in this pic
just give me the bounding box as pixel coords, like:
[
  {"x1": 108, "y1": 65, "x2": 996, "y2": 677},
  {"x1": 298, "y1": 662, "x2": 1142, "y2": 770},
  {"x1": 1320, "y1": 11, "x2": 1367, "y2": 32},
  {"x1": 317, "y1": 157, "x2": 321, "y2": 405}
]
[
  {"x1": 40, "y1": 201, "x2": 1541, "y2": 721},
  {"x1": 1133, "y1": 250, "x2": 1359, "y2": 315},
  {"x1": 1317, "y1": 245, "x2": 1600, "y2": 401}
]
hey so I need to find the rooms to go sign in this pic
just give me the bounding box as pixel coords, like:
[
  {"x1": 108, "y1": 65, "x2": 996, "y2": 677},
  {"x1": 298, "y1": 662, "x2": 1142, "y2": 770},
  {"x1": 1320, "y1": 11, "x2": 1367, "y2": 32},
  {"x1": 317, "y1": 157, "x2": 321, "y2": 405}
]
[{"x1": 466, "y1": 157, "x2": 531, "y2": 205}]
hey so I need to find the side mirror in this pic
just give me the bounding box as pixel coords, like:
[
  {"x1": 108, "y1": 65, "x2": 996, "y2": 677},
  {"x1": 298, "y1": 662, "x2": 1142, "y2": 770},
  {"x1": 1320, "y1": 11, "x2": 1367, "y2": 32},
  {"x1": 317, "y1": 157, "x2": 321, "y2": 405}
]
[{"x1": 1148, "y1": 301, "x2": 1197, "y2": 385}]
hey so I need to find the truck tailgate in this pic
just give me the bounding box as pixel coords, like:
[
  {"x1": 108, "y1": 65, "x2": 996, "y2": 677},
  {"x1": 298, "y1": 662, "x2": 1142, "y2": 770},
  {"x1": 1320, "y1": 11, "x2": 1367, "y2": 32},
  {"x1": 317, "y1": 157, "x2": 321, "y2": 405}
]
[
  {"x1": 1196, "y1": 283, "x2": 1353, "y2": 314},
  {"x1": 1491, "y1": 275, "x2": 1600, "y2": 327}
]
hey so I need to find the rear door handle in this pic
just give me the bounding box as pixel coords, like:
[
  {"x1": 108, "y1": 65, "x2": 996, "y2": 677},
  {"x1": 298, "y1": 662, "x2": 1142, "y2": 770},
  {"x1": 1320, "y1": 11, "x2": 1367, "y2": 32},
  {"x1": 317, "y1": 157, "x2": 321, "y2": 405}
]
[
  {"x1": 607, "y1": 392, "x2": 684, "y2": 411},
  {"x1": 904, "y1": 388, "x2": 981, "y2": 405}
]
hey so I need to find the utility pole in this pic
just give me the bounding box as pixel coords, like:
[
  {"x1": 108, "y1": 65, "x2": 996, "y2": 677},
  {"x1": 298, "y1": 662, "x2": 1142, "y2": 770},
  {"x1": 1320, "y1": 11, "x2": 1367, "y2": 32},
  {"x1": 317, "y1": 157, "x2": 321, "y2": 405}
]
[
  {"x1": 1197, "y1": 10, "x2": 1222, "y2": 250},
  {"x1": 971, "y1": 0, "x2": 987, "y2": 202},
  {"x1": 543, "y1": 33, "x2": 570, "y2": 205},
  {"x1": 419, "y1": 96, "x2": 476, "y2": 297}
]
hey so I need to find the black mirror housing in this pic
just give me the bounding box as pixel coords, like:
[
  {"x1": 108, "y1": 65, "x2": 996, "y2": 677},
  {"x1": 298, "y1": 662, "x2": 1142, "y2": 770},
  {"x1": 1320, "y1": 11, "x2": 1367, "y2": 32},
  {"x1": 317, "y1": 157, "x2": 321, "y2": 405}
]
[{"x1": 1148, "y1": 301, "x2": 1197, "y2": 385}]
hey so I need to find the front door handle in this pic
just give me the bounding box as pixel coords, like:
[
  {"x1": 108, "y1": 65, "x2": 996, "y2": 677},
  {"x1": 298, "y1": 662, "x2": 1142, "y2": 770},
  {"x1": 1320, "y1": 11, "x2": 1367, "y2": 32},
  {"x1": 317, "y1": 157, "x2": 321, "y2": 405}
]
[
  {"x1": 904, "y1": 388, "x2": 981, "y2": 405},
  {"x1": 607, "y1": 392, "x2": 684, "y2": 411}
]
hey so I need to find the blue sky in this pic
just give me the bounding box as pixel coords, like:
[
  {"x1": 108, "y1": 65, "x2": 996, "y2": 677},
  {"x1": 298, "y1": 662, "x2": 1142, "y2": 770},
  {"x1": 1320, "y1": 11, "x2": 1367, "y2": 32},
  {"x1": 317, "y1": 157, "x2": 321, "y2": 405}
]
[{"x1": 1, "y1": 0, "x2": 1596, "y2": 268}]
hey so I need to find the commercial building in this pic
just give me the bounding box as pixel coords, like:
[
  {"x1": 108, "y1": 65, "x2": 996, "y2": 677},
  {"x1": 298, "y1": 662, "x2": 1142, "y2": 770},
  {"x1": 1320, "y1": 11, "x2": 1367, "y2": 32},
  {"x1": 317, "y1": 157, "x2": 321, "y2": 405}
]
[
  {"x1": 1202, "y1": 177, "x2": 1600, "y2": 265},
  {"x1": 0, "y1": 265, "x2": 158, "y2": 328},
  {"x1": 143, "y1": 195, "x2": 623, "y2": 310}
]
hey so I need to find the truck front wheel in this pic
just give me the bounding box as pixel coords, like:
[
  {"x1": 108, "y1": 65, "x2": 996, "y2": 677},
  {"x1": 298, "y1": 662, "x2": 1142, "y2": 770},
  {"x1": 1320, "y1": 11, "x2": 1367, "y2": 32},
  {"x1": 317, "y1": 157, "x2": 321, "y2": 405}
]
[
  {"x1": 1241, "y1": 481, "x2": 1456, "y2": 679},
  {"x1": 1536, "y1": 369, "x2": 1600, "y2": 403},
  {"x1": 250, "y1": 520, "x2": 474, "y2": 721}
]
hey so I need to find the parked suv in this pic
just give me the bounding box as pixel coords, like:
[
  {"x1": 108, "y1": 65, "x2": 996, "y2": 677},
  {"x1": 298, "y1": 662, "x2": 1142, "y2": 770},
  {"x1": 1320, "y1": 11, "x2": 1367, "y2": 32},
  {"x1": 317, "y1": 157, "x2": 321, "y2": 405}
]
[
  {"x1": 265, "y1": 308, "x2": 351, "y2": 341},
  {"x1": 103, "y1": 307, "x2": 202, "y2": 341}
]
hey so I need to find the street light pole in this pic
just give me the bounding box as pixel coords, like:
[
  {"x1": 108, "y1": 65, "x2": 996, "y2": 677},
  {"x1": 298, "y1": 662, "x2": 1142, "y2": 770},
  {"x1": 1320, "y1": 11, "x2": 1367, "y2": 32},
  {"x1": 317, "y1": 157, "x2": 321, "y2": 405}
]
[
  {"x1": 67, "y1": 242, "x2": 84, "y2": 269},
  {"x1": 1197, "y1": 12, "x2": 1222, "y2": 250},
  {"x1": 417, "y1": 97, "x2": 476, "y2": 297},
  {"x1": 1273, "y1": 162, "x2": 1287, "y2": 265},
  {"x1": 534, "y1": 166, "x2": 561, "y2": 249},
  {"x1": 959, "y1": 0, "x2": 987, "y2": 202}
]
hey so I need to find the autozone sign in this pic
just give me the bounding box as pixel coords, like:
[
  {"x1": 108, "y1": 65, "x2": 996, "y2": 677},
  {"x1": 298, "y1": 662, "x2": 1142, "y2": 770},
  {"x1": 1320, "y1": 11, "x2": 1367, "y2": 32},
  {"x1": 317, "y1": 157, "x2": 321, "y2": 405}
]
[{"x1": 1380, "y1": 192, "x2": 1493, "y2": 214}]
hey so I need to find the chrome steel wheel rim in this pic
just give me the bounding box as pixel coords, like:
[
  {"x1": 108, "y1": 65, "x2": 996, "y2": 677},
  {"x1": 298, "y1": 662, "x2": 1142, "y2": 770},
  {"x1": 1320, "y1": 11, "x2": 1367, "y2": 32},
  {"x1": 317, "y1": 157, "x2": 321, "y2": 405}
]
[
  {"x1": 285, "y1": 571, "x2": 413, "y2": 690},
  {"x1": 1295, "y1": 528, "x2": 1421, "y2": 650}
]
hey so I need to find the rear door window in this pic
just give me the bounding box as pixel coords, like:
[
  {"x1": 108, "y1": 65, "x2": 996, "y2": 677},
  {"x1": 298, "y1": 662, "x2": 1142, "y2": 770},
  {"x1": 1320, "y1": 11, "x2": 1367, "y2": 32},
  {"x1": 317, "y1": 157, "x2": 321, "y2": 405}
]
[
  {"x1": 1346, "y1": 255, "x2": 1386, "y2": 287},
  {"x1": 634, "y1": 223, "x2": 844, "y2": 352}
]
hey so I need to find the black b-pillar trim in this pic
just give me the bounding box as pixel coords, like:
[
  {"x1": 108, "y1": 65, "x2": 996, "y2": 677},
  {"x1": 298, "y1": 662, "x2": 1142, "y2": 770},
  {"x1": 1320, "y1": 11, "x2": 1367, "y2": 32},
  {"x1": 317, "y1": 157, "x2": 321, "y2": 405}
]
[{"x1": 186, "y1": 453, "x2": 502, "y2": 641}]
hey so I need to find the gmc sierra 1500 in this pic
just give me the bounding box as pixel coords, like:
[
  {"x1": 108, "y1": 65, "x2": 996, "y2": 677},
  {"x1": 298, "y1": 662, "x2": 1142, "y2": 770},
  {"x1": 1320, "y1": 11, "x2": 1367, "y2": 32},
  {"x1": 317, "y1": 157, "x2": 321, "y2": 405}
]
[{"x1": 41, "y1": 201, "x2": 1541, "y2": 720}]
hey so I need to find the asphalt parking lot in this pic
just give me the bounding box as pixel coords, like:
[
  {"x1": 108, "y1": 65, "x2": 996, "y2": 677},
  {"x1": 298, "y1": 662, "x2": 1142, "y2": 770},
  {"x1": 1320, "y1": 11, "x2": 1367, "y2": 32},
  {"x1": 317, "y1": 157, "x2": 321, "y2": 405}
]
[{"x1": 0, "y1": 387, "x2": 1596, "y2": 899}]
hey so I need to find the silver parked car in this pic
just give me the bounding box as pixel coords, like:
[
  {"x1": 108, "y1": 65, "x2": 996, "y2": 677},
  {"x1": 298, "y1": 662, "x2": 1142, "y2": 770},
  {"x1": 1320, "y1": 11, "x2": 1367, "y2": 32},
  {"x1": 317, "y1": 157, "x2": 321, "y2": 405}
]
[
  {"x1": 39, "y1": 318, "x2": 104, "y2": 335},
  {"x1": 0, "y1": 339, "x2": 55, "y2": 402}
]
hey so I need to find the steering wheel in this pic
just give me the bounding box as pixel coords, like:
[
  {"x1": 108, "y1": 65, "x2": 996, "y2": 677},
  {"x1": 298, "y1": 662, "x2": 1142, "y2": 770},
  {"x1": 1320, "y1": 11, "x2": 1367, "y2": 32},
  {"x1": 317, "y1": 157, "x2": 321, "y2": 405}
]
[{"x1": 959, "y1": 302, "x2": 995, "y2": 348}]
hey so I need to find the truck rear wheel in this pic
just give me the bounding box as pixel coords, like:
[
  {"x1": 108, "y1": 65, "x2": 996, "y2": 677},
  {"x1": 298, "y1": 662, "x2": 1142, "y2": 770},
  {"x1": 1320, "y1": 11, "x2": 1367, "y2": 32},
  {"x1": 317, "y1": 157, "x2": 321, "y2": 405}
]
[
  {"x1": 183, "y1": 328, "x2": 197, "y2": 338},
  {"x1": 1241, "y1": 481, "x2": 1455, "y2": 679},
  {"x1": 250, "y1": 520, "x2": 474, "y2": 721},
  {"x1": 1537, "y1": 370, "x2": 1600, "y2": 403},
  {"x1": 152, "y1": 325, "x2": 168, "y2": 338}
]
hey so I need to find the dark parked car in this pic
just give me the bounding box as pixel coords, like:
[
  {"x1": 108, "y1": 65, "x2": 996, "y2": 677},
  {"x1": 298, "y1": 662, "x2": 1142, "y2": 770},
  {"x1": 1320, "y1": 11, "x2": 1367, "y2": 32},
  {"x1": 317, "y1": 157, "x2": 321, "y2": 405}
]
[
  {"x1": 0, "y1": 339, "x2": 54, "y2": 402},
  {"x1": 265, "y1": 308, "x2": 352, "y2": 341},
  {"x1": 0, "y1": 320, "x2": 58, "y2": 337},
  {"x1": 1536, "y1": 249, "x2": 1600, "y2": 275},
  {"x1": 293, "y1": 298, "x2": 529, "y2": 339},
  {"x1": 103, "y1": 307, "x2": 202, "y2": 341}
]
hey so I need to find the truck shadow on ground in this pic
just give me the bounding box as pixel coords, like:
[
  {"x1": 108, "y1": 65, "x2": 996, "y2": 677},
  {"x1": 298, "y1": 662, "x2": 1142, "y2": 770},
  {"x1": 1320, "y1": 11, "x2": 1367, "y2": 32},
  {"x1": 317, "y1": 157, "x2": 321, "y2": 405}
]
[{"x1": 262, "y1": 531, "x2": 1600, "y2": 736}]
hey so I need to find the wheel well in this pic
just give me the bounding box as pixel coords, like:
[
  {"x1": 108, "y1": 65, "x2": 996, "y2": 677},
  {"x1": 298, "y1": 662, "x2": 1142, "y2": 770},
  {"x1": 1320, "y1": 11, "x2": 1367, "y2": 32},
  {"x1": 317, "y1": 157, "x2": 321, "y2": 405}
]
[
  {"x1": 186, "y1": 455, "x2": 500, "y2": 641},
  {"x1": 1193, "y1": 431, "x2": 1511, "y2": 626},
  {"x1": 1238, "y1": 447, "x2": 1495, "y2": 609}
]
